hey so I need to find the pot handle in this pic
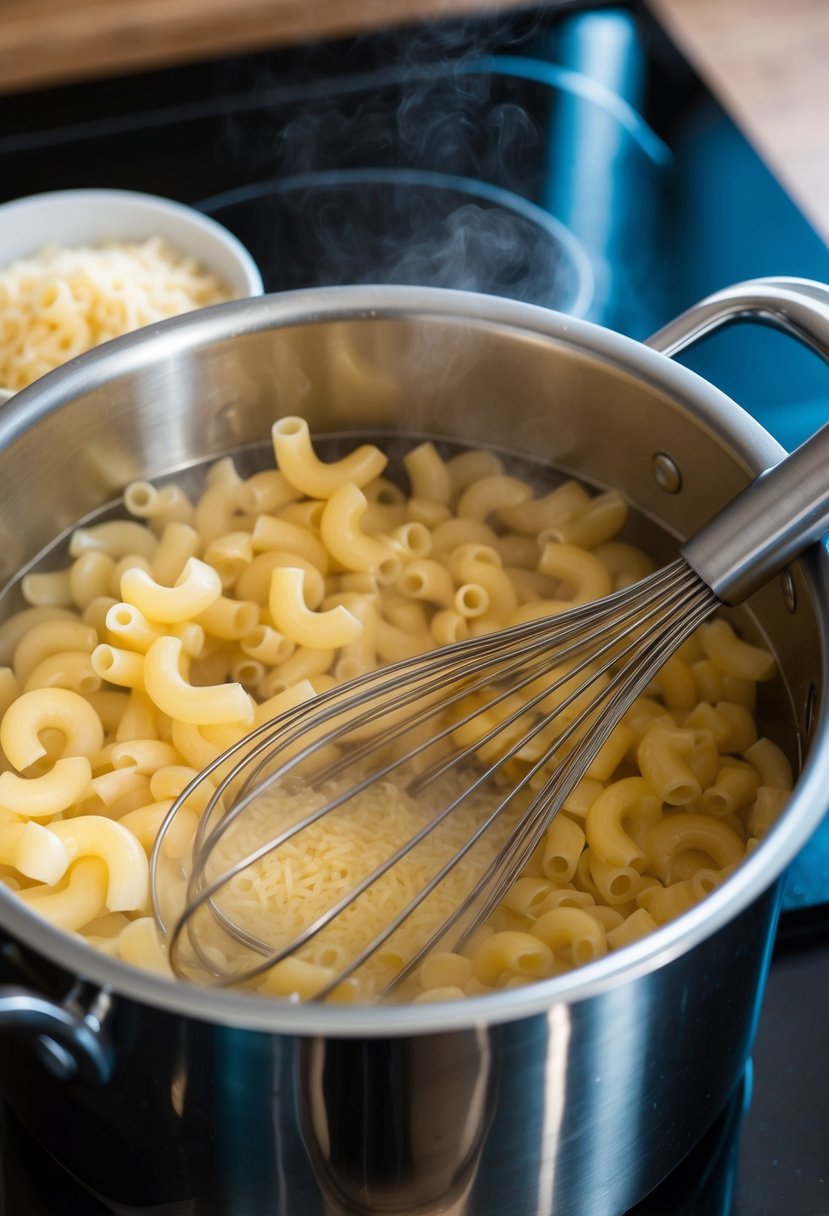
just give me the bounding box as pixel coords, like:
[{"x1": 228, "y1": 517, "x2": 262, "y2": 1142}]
[
  {"x1": 0, "y1": 983, "x2": 113, "y2": 1085},
  {"x1": 645, "y1": 276, "x2": 829, "y2": 363}
]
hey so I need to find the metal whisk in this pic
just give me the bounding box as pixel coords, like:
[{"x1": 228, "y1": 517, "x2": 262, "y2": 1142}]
[{"x1": 151, "y1": 421, "x2": 829, "y2": 1000}]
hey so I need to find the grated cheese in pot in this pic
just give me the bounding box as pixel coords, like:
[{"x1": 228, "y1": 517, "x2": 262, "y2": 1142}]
[{"x1": 200, "y1": 769, "x2": 519, "y2": 998}]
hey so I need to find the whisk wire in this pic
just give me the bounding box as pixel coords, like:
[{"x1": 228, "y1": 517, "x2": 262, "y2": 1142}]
[
  {"x1": 374, "y1": 568, "x2": 718, "y2": 996},
  {"x1": 154, "y1": 558, "x2": 721, "y2": 995},
  {"x1": 454, "y1": 578, "x2": 719, "y2": 941}
]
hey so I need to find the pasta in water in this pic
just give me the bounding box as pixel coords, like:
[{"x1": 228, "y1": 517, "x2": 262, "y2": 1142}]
[
  {"x1": 0, "y1": 418, "x2": 792, "y2": 1003},
  {"x1": 0, "y1": 237, "x2": 230, "y2": 392}
]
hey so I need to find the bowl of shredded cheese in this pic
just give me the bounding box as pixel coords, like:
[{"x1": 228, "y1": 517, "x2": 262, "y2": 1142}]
[{"x1": 0, "y1": 188, "x2": 264, "y2": 398}]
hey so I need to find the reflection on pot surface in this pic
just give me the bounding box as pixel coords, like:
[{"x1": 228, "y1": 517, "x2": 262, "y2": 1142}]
[{"x1": 299, "y1": 1028, "x2": 493, "y2": 1214}]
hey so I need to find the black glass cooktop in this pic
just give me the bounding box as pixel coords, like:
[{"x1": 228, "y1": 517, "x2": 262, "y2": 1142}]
[{"x1": 0, "y1": 3, "x2": 828, "y2": 1213}]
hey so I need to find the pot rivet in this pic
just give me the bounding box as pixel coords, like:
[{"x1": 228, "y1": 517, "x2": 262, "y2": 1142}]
[
  {"x1": 781, "y1": 570, "x2": 797, "y2": 613},
  {"x1": 652, "y1": 452, "x2": 682, "y2": 494}
]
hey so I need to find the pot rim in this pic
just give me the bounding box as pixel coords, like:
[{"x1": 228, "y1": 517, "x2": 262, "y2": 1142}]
[{"x1": 2, "y1": 284, "x2": 827, "y2": 1037}]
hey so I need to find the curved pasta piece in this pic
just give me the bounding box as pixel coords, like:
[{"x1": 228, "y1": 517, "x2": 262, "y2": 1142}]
[
  {"x1": 112, "y1": 687, "x2": 156, "y2": 741},
  {"x1": 429, "y1": 610, "x2": 469, "y2": 647},
  {"x1": 150, "y1": 522, "x2": 202, "y2": 587},
  {"x1": 116, "y1": 917, "x2": 173, "y2": 976},
  {"x1": 0, "y1": 756, "x2": 93, "y2": 819},
  {"x1": 269, "y1": 568, "x2": 363, "y2": 649},
  {"x1": 90, "y1": 767, "x2": 152, "y2": 812},
  {"x1": 194, "y1": 480, "x2": 251, "y2": 548},
  {"x1": 748, "y1": 786, "x2": 790, "y2": 836},
  {"x1": 699, "y1": 619, "x2": 776, "y2": 682},
  {"x1": 743, "y1": 737, "x2": 793, "y2": 789},
  {"x1": 170, "y1": 719, "x2": 225, "y2": 770},
  {"x1": 18, "y1": 857, "x2": 109, "y2": 932},
  {"x1": 250, "y1": 515, "x2": 330, "y2": 573},
  {"x1": 501, "y1": 877, "x2": 556, "y2": 919},
  {"x1": 530, "y1": 906, "x2": 608, "y2": 966},
  {"x1": 320, "y1": 483, "x2": 401, "y2": 580},
  {"x1": 120, "y1": 557, "x2": 222, "y2": 624},
  {"x1": 143, "y1": 636, "x2": 253, "y2": 726},
  {"x1": 0, "y1": 753, "x2": 91, "y2": 822},
  {"x1": 412, "y1": 985, "x2": 467, "y2": 1004},
  {"x1": 124, "y1": 480, "x2": 195, "y2": 528},
  {"x1": 496, "y1": 479, "x2": 590, "y2": 536},
  {"x1": 453, "y1": 584, "x2": 490, "y2": 620},
  {"x1": 0, "y1": 817, "x2": 69, "y2": 885},
  {"x1": 650, "y1": 654, "x2": 698, "y2": 712},
  {"x1": 541, "y1": 489, "x2": 627, "y2": 549},
  {"x1": 469, "y1": 930, "x2": 553, "y2": 985},
  {"x1": 48, "y1": 815, "x2": 149, "y2": 911},
  {"x1": 13, "y1": 619, "x2": 98, "y2": 684},
  {"x1": 110, "y1": 738, "x2": 181, "y2": 773},
  {"x1": 387, "y1": 521, "x2": 432, "y2": 560},
  {"x1": 272, "y1": 416, "x2": 387, "y2": 498},
  {"x1": 201, "y1": 530, "x2": 254, "y2": 589},
  {"x1": 606, "y1": 907, "x2": 659, "y2": 950},
  {"x1": 445, "y1": 449, "x2": 504, "y2": 499},
  {"x1": 541, "y1": 814, "x2": 586, "y2": 882},
  {"x1": 700, "y1": 760, "x2": 761, "y2": 817},
  {"x1": 22, "y1": 650, "x2": 101, "y2": 696},
  {"x1": 587, "y1": 853, "x2": 650, "y2": 907},
  {"x1": 240, "y1": 624, "x2": 296, "y2": 667},
  {"x1": 91, "y1": 644, "x2": 146, "y2": 690},
  {"x1": 20, "y1": 569, "x2": 73, "y2": 609},
  {"x1": 637, "y1": 726, "x2": 702, "y2": 806},
  {"x1": 644, "y1": 812, "x2": 745, "y2": 885},
  {"x1": 537, "y1": 542, "x2": 612, "y2": 604},
  {"x1": 0, "y1": 687, "x2": 104, "y2": 770},
  {"x1": 637, "y1": 869, "x2": 722, "y2": 925},
  {"x1": 105, "y1": 602, "x2": 165, "y2": 653},
  {"x1": 418, "y1": 951, "x2": 474, "y2": 991},
  {"x1": 195, "y1": 595, "x2": 259, "y2": 641},
  {"x1": 0, "y1": 605, "x2": 78, "y2": 666},
  {"x1": 69, "y1": 520, "x2": 158, "y2": 561},
  {"x1": 119, "y1": 801, "x2": 198, "y2": 859},
  {"x1": 236, "y1": 549, "x2": 326, "y2": 608},
  {"x1": 402, "y1": 442, "x2": 451, "y2": 506},
  {"x1": 257, "y1": 956, "x2": 360, "y2": 1002},
  {"x1": 448, "y1": 548, "x2": 518, "y2": 620},
  {"x1": 149, "y1": 764, "x2": 215, "y2": 813},
  {"x1": 585, "y1": 776, "x2": 660, "y2": 869},
  {"x1": 236, "y1": 469, "x2": 300, "y2": 515},
  {"x1": 456, "y1": 474, "x2": 532, "y2": 521},
  {"x1": 430, "y1": 517, "x2": 499, "y2": 557}
]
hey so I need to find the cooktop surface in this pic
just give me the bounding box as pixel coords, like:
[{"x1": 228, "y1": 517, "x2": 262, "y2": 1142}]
[{"x1": 0, "y1": 2, "x2": 828, "y2": 1213}]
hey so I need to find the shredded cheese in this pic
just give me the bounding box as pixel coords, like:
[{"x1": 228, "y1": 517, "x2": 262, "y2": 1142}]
[{"x1": 0, "y1": 236, "x2": 231, "y2": 391}]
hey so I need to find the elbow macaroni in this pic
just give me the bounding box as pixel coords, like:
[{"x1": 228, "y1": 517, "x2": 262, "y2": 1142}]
[{"x1": 0, "y1": 425, "x2": 793, "y2": 1005}]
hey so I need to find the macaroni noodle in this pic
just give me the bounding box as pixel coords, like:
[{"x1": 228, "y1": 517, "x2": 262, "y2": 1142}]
[{"x1": 0, "y1": 427, "x2": 793, "y2": 1007}]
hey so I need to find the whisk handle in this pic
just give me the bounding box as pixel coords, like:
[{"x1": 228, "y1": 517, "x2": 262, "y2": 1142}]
[
  {"x1": 682, "y1": 418, "x2": 829, "y2": 604},
  {"x1": 648, "y1": 276, "x2": 829, "y2": 605}
]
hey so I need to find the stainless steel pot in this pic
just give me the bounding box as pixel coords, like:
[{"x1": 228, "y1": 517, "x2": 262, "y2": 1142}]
[{"x1": 0, "y1": 279, "x2": 827, "y2": 1216}]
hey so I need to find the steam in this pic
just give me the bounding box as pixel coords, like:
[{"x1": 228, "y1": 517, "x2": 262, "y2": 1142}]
[{"x1": 199, "y1": 7, "x2": 595, "y2": 316}]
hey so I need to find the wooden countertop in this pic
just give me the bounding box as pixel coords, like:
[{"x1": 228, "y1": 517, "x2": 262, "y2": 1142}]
[
  {"x1": 1, "y1": 0, "x2": 828, "y2": 244},
  {"x1": 648, "y1": 0, "x2": 829, "y2": 246},
  {"x1": 0, "y1": 0, "x2": 538, "y2": 93}
]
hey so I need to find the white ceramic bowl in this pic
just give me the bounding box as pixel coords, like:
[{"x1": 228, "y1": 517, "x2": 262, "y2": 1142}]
[{"x1": 0, "y1": 187, "x2": 264, "y2": 401}]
